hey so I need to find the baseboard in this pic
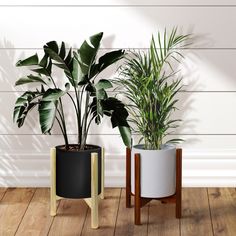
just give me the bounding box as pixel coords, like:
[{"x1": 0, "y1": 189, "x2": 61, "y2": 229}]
[{"x1": 1, "y1": 150, "x2": 236, "y2": 187}]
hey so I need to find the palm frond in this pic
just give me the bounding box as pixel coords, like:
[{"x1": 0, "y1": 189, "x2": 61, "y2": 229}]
[{"x1": 115, "y1": 28, "x2": 189, "y2": 149}]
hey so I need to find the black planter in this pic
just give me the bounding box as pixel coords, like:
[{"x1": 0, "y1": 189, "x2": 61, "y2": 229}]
[{"x1": 55, "y1": 144, "x2": 101, "y2": 199}]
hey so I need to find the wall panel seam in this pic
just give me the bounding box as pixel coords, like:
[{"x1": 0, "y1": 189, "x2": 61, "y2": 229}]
[
  {"x1": 1, "y1": 5, "x2": 236, "y2": 7},
  {"x1": 1, "y1": 134, "x2": 236, "y2": 136},
  {"x1": 3, "y1": 91, "x2": 236, "y2": 93},
  {"x1": 1, "y1": 48, "x2": 236, "y2": 50}
]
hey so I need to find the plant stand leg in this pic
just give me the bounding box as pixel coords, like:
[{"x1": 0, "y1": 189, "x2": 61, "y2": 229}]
[
  {"x1": 134, "y1": 153, "x2": 141, "y2": 225},
  {"x1": 100, "y1": 148, "x2": 105, "y2": 200},
  {"x1": 176, "y1": 148, "x2": 182, "y2": 219},
  {"x1": 50, "y1": 148, "x2": 57, "y2": 216},
  {"x1": 91, "y1": 152, "x2": 99, "y2": 229},
  {"x1": 126, "y1": 147, "x2": 131, "y2": 208},
  {"x1": 128, "y1": 149, "x2": 182, "y2": 224}
]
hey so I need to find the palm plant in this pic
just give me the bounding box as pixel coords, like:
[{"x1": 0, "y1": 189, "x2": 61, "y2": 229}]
[
  {"x1": 13, "y1": 32, "x2": 131, "y2": 150},
  {"x1": 116, "y1": 28, "x2": 189, "y2": 150}
]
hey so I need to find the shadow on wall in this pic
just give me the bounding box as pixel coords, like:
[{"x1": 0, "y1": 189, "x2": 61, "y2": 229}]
[
  {"x1": 0, "y1": 39, "x2": 26, "y2": 92},
  {"x1": 0, "y1": 40, "x2": 48, "y2": 136},
  {"x1": 0, "y1": 40, "x2": 65, "y2": 186}
]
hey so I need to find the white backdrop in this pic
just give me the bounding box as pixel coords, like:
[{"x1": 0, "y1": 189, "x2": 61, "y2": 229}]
[{"x1": 0, "y1": 0, "x2": 236, "y2": 187}]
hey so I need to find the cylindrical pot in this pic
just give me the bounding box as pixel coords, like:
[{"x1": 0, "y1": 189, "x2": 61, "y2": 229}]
[
  {"x1": 56, "y1": 144, "x2": 101, "y2": 199},
  {"x1": 131, "y1": 144, "x2": 176, "y2": 198}
]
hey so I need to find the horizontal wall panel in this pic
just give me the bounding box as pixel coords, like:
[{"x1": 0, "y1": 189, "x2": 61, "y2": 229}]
[
  {"x1": 1, "y1": 149, "x2": 236, "y2": 187},
  {"x1": 174, "y1": 92, "x2": 236, "y2": 135},
  {"x1": 1, "y1": 0, "x2": 236, "y2": 6},
  {"x1": 1, "y1": 49, "x2": 236, "y2": 92},
  {"x1": 0, "y1": 7, "x2": 236, "y2": 48},
  {"x1": 1, "y1": 92, "x2": 236, "y2": 135},
  {"x1": 181, "y1": 50, "x2": 236, "y2": 91},
  {"x1": 1, "y1": 134, "x2": 236, "y2": 156},
  {"x1": 2, "y1": 149, "x2": 236, "y2": 187}
]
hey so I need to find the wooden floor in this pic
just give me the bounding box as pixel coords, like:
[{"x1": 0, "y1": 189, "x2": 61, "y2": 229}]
[{"x1": 0, "y1": 188, "x2": 236, "y2": 236}]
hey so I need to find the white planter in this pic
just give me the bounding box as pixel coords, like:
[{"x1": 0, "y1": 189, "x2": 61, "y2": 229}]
[{"x1": 131, "y1": 144, "x2": 176, "y2": 198}]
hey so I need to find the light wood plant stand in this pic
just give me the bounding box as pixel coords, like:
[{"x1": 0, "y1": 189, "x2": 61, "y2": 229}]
[
  {"x1": 126, "y1": 148, "x2": 182, "y2": 225},
  {"x1": 50, "y1": 147, "x2": 105, "y2": 229}
]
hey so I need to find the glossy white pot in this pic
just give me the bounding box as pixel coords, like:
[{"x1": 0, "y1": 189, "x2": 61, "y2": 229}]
[{"x1": 131, "y1": 144, "x2": 176, "y2": 198}]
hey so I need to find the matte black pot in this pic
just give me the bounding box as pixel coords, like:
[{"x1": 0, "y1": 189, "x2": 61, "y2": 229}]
[{"x1": 55, "y1": 144, "x2": 101, "y2": 199}]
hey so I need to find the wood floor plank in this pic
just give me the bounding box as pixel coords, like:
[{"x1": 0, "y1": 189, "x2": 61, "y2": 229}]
[
  {"x1": 208, "y1": 188, "x2": 236, "y2": 236},
  {"x1": 15, "y1": 188, "x2": 56, "y2": 236},
  {"x1": 81, "y1": 188, "x2": 121, "y2": 236},
  {"x1": 48, "y1": 197, "x2": 88, "y2": 236},
  {"x1": 115, "y1": 189, "x2": 148, "y2": 236},
  {"x1": 0, "y1": 188, "x2": 7, "y2": 200},
  {"x1": 148, "y1": 200, "x2": 180, "y2": 236},
  {"x1": 0, "y1": 188, "x2": 35, "y2": 236},
  {"x1": 181, "y1": 188, "x2": 213, "y2": 236},
  {"x1": 2, "y1": 187, "x2": 236, "y2": 236}
]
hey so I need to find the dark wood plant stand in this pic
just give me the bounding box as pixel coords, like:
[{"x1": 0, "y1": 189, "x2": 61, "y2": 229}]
[{"x1": 126, "y1": 148, "x2": 182, "y2": 225}]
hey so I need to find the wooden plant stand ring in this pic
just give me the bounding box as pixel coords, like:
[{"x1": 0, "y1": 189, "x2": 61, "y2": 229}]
[{"x1": 126, "y1": 147, "x2": 182, "y2": 225}]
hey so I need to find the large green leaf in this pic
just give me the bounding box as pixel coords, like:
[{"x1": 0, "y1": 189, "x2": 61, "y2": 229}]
[
  {"x1": 44, "y1": 41, "x2": 74, "y2": 85},
  {"x1": 39, "y1": 53, "x2": 49, "y2": 68},
  {"x1": 76, "y1": 32, "x2": 103, "y2": 76},
  {"x1": 47, "y1": 41, "x2": 59, "y2": 53},
  {"x1": 41, "y1": 83, "x2": 70, "y2": 102},
  {"x1": 16, "y1": 54, "x2": 39, "y2": 67},
  {"x1": 13, "y1": 91, "x2": 41, "y2": 127},
  {"x1": 38, "y1": 100, "x2": 58, "y2": 134},
  {"x1": 71, "y1": 57, "x2": 79, "y2": 85},
  {"x1": 16, "y1": 50, "x2": 52, "y2": 77},
  {"x1": 94, "y1": 96, "x2": 131, "y2": 147},
  {"x1": 39, "y1": 83, "x2": 70, "y2": 133},
  {"x1": 30, "y1": 57, "x2": 52, "y2": 76},
  {"x1": 45, "y1": 49, "x2": 65, "y2": 65},
  {"x1": 90, "y1": 97, "x2": 101, "y2": 124},
  {"x1": 118, "y1": 126, "x2": 131, "y2": 148},
  {"x1": 111, "y1": 110, "x2": 129, "y2": 127},
  {"x1": 44, "y1": 42, "x2": 66, "y2": 64},
  {"x1": 101, "y1": 97, "x2": 129, "y2": 128},
  {"x1": 96, "y1": 88, "x2": 107, "y2": 101},
  {"x1": 15, "y1": 75, "x2": 48, "y2": 86},
  {"x1": 97, "y1": 49, "x2": 125, "y2": 72},
  {"x1": 95, "y1": 79, "x2": 113, "y2": 90}
]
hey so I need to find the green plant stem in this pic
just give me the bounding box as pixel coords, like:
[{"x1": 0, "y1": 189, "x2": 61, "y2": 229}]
[
  {"x1": 55, "y1": 116, "x2": 67, "y2": 142},
  {"x1": 73, "y1": 85, "x2": 81, "y2": 147},
  {"x1": 49, "y1": 75, "x2": 69, "y2": 148},
  {"x1": 80, "y1": 91, "x2": 90, "y2": 150},
  {"x1": 56, "y1": 107, "x2": 68, "y2": 144},
  {"x1": 85, "y1": 116, "x2": 93, "y2": 136},
  {"x1": 49, "y1": 75, "x2": 57, "y2": 89},
  {"x1": 58, "y1": 99, "x2": 69, "y2": 149},
  {"x1": 83, "y1": 113, "x2": 95, "y2": 148},
  {"x1": 67, "y1": 91, "x2": 80, "y2": 141},
  {"x1": 66, "y1": 92, "x2": 78, "y2": 114}
]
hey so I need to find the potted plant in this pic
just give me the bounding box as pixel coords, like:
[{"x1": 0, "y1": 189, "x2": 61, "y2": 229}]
[
  {"x1": 116, "y1": 28, "x2": 189, "y2": 198},
  {"x1": 13, "y1": 32, "x2": 131, "y2": 199}
]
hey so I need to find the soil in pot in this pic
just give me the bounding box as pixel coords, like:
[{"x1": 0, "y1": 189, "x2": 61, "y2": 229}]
[{"x1": 56, "y1": 144, "x2": 101, "y2": 199}]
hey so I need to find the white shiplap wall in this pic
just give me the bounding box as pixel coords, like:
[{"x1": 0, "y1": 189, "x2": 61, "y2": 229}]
[{"x1": 1, "y1": 0, "x2": 236, "y2": 187}]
